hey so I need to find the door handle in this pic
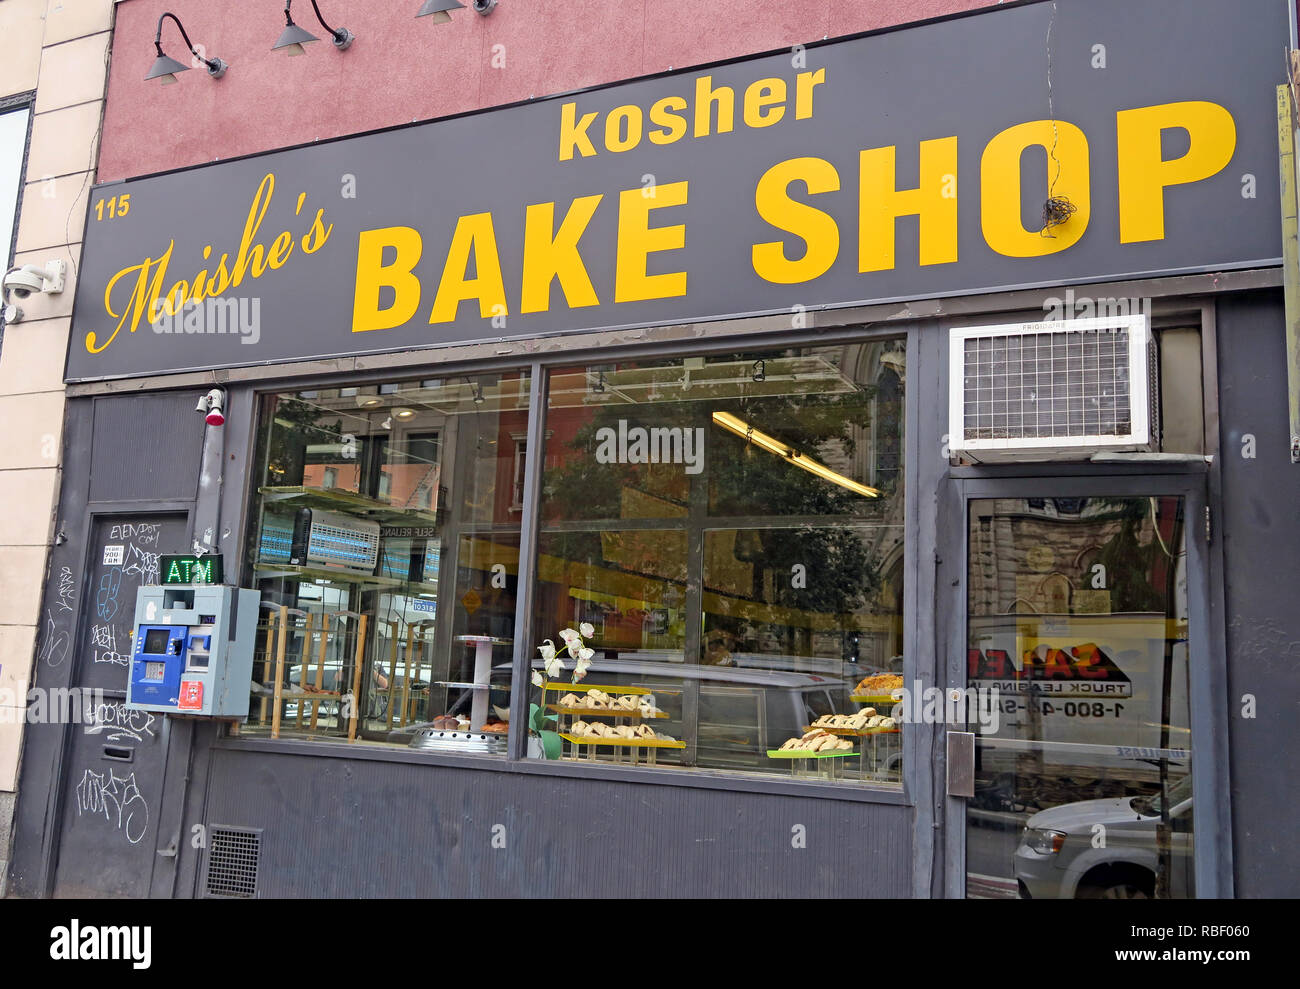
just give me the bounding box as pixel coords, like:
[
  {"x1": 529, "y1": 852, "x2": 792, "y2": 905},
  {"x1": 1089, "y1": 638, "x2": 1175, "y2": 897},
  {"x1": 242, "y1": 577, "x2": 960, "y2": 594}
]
[{"x1": 946, "y1": 730, "x2": 975, "y2": 798}]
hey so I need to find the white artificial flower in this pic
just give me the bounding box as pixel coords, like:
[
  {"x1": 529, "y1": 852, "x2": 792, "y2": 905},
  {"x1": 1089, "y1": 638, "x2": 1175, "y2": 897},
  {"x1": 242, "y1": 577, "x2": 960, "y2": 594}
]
[
  {"x1": 558, "y1": 627, "x2": 581, "y2": 645},
  {"x1": 538, "y1": 639, "x2": 556, "y2": 662},
  {"x1": 530, "y1": 671, "x2": 543, "y2": 686},
  {"x1": 572, "y1": 657, "x2": 591, "y2": 682},
  {"x1": 579, "y1": 622, "x2": 595, "y2": 638},
  {"x1": 545, "y1": 654, "x2": 565, "y2": 679},
  {"x1": 578, "y1": 647, "x2": 594, "y2": 662}
]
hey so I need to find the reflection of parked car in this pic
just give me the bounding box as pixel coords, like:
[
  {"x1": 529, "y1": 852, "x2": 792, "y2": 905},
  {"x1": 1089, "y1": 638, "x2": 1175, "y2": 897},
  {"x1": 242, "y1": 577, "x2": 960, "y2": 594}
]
[
  {"x1": 1014, "y1": 774, "x2": 1193, "y2": 899},
  {"x1": 519, "y1": 656, "x2": 851, "y2": 771}
]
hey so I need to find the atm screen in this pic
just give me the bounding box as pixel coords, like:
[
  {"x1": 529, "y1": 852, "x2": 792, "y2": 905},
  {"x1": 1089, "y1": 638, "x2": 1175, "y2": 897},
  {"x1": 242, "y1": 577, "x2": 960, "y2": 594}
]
[{"x1": 142, "y1": 628, "x2": 171, "y2": 654}]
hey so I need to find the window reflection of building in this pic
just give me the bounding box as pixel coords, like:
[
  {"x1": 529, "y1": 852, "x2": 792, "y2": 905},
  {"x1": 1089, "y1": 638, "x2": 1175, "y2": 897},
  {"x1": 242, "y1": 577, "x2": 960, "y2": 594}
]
[
  {"x1": 534, "y1": 342, "x2": 906, "y2": 781},
  {"x1": 246, "y1": 374, "x2": 529, "y2": 747}
]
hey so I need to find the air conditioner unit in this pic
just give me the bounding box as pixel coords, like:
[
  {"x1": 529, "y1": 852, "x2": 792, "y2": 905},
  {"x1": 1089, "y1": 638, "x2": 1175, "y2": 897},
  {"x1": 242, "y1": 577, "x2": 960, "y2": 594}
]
[{"x1": 949, "y1": 314, "x2": 1158, "y2": 463}]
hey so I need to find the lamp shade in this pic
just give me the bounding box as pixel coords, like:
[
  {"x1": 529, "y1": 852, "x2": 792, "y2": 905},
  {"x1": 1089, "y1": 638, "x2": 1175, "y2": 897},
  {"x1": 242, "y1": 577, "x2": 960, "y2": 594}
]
[
  {"x1": 418, "y1": 0, "x2": 465, "y2": 20},
  {"x1": 145, "y1": 52, "x2": 192, "y2": 83},
  {"x1": 273, "y1": 21, "x2": 320, "y2": 53}
]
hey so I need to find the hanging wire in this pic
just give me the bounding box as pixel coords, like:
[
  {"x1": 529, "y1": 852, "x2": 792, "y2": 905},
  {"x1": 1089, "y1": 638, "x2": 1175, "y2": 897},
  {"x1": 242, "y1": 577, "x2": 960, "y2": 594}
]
[{"x1": 1040, "y1": 2, "x2": 1077, "y2": 238}]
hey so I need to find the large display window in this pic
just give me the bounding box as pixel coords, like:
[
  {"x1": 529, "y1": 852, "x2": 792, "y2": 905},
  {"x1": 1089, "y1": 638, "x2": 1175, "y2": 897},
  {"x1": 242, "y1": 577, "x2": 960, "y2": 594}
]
[
  {"x1": 243, "y1": 373, "x2": 530, "y2": 751},
  {"x1": 531, "y1": 341, "x2": 906, "y2": 783}
]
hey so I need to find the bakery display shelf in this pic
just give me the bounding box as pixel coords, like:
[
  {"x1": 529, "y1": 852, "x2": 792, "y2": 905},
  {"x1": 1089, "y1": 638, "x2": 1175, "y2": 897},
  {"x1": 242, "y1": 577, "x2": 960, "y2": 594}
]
[
  {"x1": 850, "y1": 693, "x2": 903, "y2": 704},
  {"x1": 765, "y1": 748, "x2": 857, "y2": 760},
  {"x1": 434, "y1": 681, "x2": 492, "y2": 690},
  {"x1": 257, "y1": 485, "x2": 439, "y2": 525},
  {"x1": 263, "y1": 687, "x2": 340, "y2": 700},
  {"x1": 541, "y1": 682, "x2": 651, "y2": 695},
  {"x1": 548, "y1": 704, "x2": 668, "y2": 719},
  {"x1": 559, "y1": 733, "x2": 686, "y2": 749},
  {"x1": 803, "y1": 724, "x2": 903, "y2": 737}
]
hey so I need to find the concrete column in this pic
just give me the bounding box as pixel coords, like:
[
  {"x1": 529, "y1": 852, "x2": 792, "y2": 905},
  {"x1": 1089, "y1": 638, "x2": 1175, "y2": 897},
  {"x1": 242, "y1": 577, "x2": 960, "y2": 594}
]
[{"x1": 0, "y1": 0, "x2": 114, "y2": 897}]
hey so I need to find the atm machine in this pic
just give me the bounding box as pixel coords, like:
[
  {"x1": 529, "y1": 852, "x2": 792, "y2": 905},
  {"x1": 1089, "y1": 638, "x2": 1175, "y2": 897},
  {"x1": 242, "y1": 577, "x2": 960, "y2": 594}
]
[{"x1": 125, "y1": 554, "x2": 259, "y2": 717}]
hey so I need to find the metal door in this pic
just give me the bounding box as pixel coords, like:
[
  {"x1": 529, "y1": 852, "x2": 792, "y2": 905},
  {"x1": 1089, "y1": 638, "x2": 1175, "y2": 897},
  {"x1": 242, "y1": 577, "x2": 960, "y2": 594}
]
[
  {"x1": 50, "y1": 511, "x2": 188, "y2": 898},
  {"x1": 946, "y1": 474, "x2": 1227, "y2": 899}
]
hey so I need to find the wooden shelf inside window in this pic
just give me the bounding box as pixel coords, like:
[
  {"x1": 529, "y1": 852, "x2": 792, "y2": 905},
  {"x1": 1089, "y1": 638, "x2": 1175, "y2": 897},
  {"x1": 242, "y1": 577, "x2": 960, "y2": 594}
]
[
  {"x1": 252, "y1": 561, "x2": 439, "y2": 595},
  {"x1": 257, "y1": 485, "x2": 439, "y2": 526}
]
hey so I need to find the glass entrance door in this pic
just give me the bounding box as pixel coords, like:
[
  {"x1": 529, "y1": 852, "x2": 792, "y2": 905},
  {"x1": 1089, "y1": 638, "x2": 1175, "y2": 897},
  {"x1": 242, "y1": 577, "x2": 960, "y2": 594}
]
[{"x1": 964, "y1": 495, "x2": 1195, "y2": 899}]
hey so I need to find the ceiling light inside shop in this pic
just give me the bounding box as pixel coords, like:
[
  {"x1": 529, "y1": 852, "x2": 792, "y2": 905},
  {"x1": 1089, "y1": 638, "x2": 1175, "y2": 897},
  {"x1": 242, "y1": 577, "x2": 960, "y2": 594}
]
[
  {"x1": 711, "y1": 411, "x2": 880, "y2": 498},
  {"x1": 550, "y1": 356, "x2": 857, "y2": 409}
]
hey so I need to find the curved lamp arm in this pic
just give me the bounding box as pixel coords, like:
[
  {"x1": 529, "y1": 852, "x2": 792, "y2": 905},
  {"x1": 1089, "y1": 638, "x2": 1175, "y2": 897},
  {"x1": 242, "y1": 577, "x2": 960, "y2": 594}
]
[
  {"x1": 286, "y1": 0, "x2": 355, "y2": 49},
  {"x1": 155, "y1": 11, "x2": 228, "y2": 76}
]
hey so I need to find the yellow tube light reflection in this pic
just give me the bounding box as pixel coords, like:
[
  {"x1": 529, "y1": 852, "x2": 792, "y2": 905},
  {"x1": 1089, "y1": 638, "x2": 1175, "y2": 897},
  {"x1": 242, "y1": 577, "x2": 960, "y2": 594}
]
[{"x1": 711, "y1": 411, "x2": 880, "y2": 498}]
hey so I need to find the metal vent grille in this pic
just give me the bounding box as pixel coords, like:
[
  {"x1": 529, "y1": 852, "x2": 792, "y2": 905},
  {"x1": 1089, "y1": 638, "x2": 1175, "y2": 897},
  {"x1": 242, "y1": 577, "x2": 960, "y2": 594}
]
[
  {"x1": 204, "y1": 826, "x2": 261, "y2": 898},
  {"x1": 962, "y1": 326, "x2": 1131, "y2": 441}
]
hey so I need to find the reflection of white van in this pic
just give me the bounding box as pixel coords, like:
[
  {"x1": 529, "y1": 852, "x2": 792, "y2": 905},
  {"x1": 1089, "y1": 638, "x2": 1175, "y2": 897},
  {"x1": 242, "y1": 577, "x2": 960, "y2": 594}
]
[
  {"x1": 531, "y1": 657, "x2": 851, "y2": 771},
  {"x1": 1014, "y1": 774, "x2": 1194, "y2": 898},
  {"x1": 969, "y1": 613, "x2": 1191, "y2": 786}
]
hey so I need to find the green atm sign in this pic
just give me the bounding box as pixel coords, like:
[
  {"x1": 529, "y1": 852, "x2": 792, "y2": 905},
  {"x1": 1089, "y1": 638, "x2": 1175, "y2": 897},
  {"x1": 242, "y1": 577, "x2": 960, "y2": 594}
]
[{"x1": 161, "y1": 554, "x2": 224, "y2": 585}]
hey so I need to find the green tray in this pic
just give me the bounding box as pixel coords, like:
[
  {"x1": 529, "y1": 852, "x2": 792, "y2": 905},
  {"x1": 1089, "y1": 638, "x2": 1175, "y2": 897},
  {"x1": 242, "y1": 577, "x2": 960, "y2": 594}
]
[{"x1": 766, "y1": 748, "x2": 857, "y2": 759}]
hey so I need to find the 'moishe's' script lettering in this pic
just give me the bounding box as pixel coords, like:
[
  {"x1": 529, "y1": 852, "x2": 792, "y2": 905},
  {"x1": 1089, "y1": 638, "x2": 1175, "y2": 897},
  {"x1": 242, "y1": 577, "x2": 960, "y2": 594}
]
[{"x1": 89, "y1": 173, "x2": 333, "y2": 354}]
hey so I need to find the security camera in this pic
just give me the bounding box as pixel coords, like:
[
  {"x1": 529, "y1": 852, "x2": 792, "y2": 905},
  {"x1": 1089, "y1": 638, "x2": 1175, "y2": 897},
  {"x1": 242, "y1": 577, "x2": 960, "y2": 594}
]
[
  {"x1": 196, "y1": 387, "x2": 226, "y2": 426},
  {"x1": 3, "y1": 260, "x2": 65, "y2": 300},
  {"x1": 2, "y1": 261, "x2": 66, "y2": 322},
  {"x1": 4, "y1": 267, "x2": 44, "y2": 300}
]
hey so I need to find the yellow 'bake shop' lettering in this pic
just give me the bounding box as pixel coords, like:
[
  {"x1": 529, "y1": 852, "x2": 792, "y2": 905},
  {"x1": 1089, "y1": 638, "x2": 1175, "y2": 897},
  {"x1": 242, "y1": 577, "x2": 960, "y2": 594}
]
[
  {"x1": 351, "y1": 181, "x2": 689, "y2": 333},
  {"x1": 750, "y1": 99, "x2": 1236, "y2": 284},
  {"x1": 559, "y1": 68, "x2": 826, "y2": 161}
]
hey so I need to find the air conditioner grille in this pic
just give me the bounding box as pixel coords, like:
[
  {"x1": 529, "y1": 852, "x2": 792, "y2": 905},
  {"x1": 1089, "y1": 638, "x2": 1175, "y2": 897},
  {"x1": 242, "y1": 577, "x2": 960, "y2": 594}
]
[
  {"x1": 962, "y1": 326, "x2": 1131, "y2": 441},
  {"x1": 204, "y1": 826, "x2": 261, "y2": 898}
]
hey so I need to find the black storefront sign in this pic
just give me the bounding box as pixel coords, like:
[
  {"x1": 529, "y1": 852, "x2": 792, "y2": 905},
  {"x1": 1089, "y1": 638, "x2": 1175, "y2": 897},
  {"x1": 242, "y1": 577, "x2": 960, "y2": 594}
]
[{"x1": 66, "y1": 0, "x2": 1286, "y2": 381}]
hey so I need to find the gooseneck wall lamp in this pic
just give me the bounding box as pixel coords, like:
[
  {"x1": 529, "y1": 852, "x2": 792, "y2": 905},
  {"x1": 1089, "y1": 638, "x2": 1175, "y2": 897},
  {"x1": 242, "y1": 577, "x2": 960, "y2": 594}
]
[
  {"x1": 417, "y1": 0, "x2": 497, "y2": 22},
  {"x1": 145, "y1": 12, "x2": 228, "y2": 84},
  {"x1": 274, "y1": 0, "x2": 355, "y2": 55}
]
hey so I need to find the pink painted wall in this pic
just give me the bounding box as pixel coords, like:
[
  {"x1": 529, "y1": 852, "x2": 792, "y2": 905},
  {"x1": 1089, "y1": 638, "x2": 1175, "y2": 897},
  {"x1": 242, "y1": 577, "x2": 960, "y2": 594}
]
[{"x1": 98, "y1": 0, "x2": 994, "y2": 182}]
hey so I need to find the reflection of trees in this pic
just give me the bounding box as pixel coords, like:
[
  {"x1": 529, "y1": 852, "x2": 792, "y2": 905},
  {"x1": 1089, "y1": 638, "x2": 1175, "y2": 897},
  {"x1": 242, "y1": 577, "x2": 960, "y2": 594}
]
[
  {"x1": 266, "y1": 397, "x2": 343, "y2": 485},
  {"x1": 541, "y1": 362, "x2": 903, "y2": 639},
  {"x1": 1092, "y1": 499, "x2": 1174, "y2": 613},
  {"x1": 715, "y1": 524, "x2": 881, "y2": 626}
]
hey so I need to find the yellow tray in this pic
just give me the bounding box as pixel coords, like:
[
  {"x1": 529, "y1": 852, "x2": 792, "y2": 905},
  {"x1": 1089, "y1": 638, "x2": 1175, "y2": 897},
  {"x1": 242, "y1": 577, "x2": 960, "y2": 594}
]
[
  {"x1": 850, "y1": 693, "x2": 902, "y2": 704},
  {"x1": 804, "y1": 723, "x2": 902, "y2": 736},
  {"x1": 548, "y1": 705, "x2": 668, "y2": 718},
  {"x1": 543, "y1": 682, "x2": 651, "y2": 696},
  {"x1": 559, "y1": 732, "x2": 685, "y2": 749},
  {"x1": 766, "y1": 748, "x2": 856, "y2": 759}
]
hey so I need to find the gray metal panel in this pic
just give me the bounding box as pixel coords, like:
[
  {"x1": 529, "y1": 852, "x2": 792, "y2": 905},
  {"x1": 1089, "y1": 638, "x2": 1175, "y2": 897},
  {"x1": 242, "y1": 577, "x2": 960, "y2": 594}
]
[
  {"x1": 201, "y1": 747, "x2": 911, "y2": 897},
  {"x1": 89, "y1": 392, "x2": 206, "y2": 502},
  {"x1": 1215, "y1": 291, "x2": 1300, "y2": 898}
]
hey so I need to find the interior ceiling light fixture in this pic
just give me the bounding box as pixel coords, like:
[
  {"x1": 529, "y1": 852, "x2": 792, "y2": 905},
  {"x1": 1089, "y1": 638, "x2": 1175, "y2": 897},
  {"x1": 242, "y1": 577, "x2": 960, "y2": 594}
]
[
  {"x1": 146, "y1": 12, "x2": 228, "y2": 84},
  {"x1": 274, "y1": 0, "x2": 354, "y2": 55},
  {"x1": 417, "y1": 0, "x2": 496, "y2": 20},
  {"x1": 711, "y1": 411, "x2": 880, "y2": 499}
]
